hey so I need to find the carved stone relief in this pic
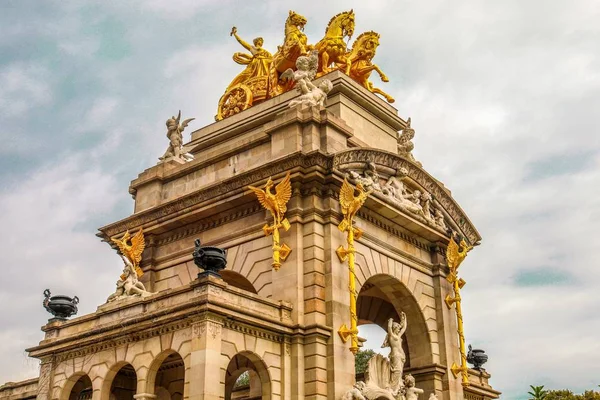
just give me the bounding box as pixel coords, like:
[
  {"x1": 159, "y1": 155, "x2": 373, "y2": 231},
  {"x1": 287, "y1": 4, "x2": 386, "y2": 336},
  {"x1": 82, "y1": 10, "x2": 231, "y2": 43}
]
[{"x1": 343, "y1": 162, "x2": 449, "y2": 233}]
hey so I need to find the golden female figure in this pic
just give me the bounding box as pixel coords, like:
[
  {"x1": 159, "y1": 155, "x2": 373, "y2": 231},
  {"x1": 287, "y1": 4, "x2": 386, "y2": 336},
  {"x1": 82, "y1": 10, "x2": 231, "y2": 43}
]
[{"x1": 226, "y1": 26, "x2": 273, "y2": 92}]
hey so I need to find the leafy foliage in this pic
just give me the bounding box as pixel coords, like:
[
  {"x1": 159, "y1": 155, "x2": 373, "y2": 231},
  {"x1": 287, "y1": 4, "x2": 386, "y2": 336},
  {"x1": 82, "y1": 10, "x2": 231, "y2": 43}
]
[
  {"x1": 529, "y1": 385, "x2": 548, "y2": 400},
  {"x1": 528, "y1": 385, "x2": 600, "y2": 400},
  {"x1": 545, "y1": 389, "x2": 600, "y2": 400},
  {"x1": 355, "y1": 349, "x2": 376, "y2": 375},
  {"x1": 233, "y1": 371, "x2": 250, "y2": 388}
]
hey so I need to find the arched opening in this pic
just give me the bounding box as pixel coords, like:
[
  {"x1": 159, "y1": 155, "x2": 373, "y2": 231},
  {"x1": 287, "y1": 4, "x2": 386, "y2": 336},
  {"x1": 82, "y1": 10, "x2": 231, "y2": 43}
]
[
  {"x1": 105, "y1": 363, "x2": 137, "y2": 400},
  {"x1": 147, "y1": 351, "x2": 185, "y2": 400},
  {"x1": 221, "y1": 270, "x2": 258, "y2": 294},
  {"x1": 61, "y1": 373, "x2": 92, "y2": 400},
  {"x1": 224, "y1": 352, "x2": 271, "y2": 400},
  {"x1": 355, "y1": 274, "x2": 432, "y2": 385}
]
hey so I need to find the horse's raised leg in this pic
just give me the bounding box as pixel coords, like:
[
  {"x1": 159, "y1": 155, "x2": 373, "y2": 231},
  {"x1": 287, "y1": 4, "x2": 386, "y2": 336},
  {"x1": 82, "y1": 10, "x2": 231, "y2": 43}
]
[{"x1": 371, "y1": 87, "x2": 395, "y2": 103}]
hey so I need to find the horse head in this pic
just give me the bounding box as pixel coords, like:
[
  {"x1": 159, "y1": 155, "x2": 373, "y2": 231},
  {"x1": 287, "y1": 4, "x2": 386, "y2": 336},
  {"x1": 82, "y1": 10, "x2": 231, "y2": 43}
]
[{"x1": 286, "y1": 10, "x2": 307, "y2": 33}]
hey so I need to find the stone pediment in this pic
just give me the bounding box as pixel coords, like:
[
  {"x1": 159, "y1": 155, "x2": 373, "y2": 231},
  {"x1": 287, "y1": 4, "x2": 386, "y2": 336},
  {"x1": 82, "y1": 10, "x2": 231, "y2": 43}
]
[{"x1": 333, "y1": 148, "x2": 481, "y2": 245}]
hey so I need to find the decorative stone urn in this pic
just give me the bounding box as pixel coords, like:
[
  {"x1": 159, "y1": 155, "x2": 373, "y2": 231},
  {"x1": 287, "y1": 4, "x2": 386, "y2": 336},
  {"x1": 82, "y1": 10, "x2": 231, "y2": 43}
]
[
  {"x1": 43, "y1": 289, "x2": 79, "y2": 321},
  {"x1": 467, "y1": 344, "x2": 488, "y2": 370},
  {"x1": 193, "y1": 238, "x2": 227, "y2": 278}
]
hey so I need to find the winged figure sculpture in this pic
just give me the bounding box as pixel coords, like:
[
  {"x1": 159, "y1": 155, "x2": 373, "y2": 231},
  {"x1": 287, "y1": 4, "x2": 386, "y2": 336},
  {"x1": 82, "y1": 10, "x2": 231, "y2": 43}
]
[
  {"x1": 339, "y1": 178, "x2": 371, "y2": 229},
  {"x1": 248, "y1": 172, "x2": 292, "y2": 226},
  {"x1": 446, "y1": 235, "x2": 473, "y2": 270},
  {"x1": 112, "y1": 228, "x2": 146, "y2": 278}
]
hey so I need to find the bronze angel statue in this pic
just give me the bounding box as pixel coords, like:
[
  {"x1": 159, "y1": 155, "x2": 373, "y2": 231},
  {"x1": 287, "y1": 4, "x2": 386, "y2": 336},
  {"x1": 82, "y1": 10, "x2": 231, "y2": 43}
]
[
  {"x1": 248, "y1": 172, "x2": 293, "y2": 270},
  {"x1": 112, "y1": 228, "x2": 146, "y2": 278}
]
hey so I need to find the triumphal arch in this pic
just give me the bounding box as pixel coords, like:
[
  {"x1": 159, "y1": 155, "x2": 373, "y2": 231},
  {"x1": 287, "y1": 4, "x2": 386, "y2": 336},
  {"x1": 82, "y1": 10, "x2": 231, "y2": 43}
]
[{"x1": 0, "y1": 9, "x2": 500, "y2": 400}]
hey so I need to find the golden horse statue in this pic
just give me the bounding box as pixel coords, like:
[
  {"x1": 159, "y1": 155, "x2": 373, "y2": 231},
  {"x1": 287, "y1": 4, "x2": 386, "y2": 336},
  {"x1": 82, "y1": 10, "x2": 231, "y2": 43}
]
[
  {"x1": 345, "y1": 31, "x2": 395, "y2": 103},
  {"x1": 268, "y1": 10, "x2": 311, "y2": 97},
  {"x1": 315, "y1": 10, "x2": 355, "y2": 76}
]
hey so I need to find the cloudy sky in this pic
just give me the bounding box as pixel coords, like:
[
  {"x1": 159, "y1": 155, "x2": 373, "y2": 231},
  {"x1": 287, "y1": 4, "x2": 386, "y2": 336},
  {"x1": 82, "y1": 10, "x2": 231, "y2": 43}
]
[{"x1": 1, "y1": 0, "x2": 599, "y2": 398}]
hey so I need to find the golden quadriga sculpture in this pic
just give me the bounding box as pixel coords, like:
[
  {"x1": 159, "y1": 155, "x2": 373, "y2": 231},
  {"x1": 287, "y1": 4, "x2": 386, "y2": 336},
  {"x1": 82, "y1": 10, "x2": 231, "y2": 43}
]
[
  {"x1": 336, "y1": 178, "x2": 371, "y2": 354},
  {"x1": 107, "y1": 228, "x2": 154, "y2": 302},
  {"x1": 248, "y1": 172, "x2": 292, "y2": 271},
  {"x1": 445, "y1": 235, "x2": 474, "y2": 387},
  {"x1": 216, "y1": 9, "x2": 393, "y2": 120}
]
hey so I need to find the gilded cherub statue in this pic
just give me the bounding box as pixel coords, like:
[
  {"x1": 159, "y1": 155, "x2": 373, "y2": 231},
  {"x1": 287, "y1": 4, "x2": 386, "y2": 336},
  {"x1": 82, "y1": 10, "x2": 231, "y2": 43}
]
[
  {"x1": 158, "y1": 111, "x2": 195, "y2": 163},
  {"x1": 248, "y1": 172, "x2": 293, "y2": 270}
]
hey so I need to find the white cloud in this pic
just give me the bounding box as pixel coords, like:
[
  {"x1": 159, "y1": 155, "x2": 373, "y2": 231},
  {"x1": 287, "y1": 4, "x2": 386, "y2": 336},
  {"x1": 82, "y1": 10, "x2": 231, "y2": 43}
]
[
  {"x1": 0, "y1": 63, "x2": 51, "y2": 117},
  {"x1": 0, "y1": 155, "x2": 126, "y2": 382}
]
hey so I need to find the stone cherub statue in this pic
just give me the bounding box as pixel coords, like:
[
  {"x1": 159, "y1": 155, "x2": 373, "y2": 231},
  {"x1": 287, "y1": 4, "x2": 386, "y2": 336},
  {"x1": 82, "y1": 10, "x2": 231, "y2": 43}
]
[
  {"x1": 158, "y1": 110, "x2": 195, "y2": 163},
  {"x1": 281, "y1": 50, "x2": 333, "y2": 108},
  {"x1": 403, "y1": 375, "x2": 424, "y2": 400},
  {"x1": 107, "y1": 256, "x2": 154, "y2": 302},
  {"x1": 348, "y1": 162, "x2": 382, "y2": 192}
]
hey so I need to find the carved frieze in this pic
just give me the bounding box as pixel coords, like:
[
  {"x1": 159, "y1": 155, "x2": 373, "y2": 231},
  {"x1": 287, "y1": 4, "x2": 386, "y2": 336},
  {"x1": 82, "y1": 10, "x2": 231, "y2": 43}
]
[
  {"x1": 333, "y1": 149, "x2": 481, "y2": 244},
  {"x1": 99, "y1": 149, "x2": 479, "y2": 246}
]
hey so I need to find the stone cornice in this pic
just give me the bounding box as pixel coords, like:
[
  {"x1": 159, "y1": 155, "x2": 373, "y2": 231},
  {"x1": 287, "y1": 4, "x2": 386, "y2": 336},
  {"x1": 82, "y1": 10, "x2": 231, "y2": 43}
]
[
  {"x1": 97, "y1": 151, "x2": 333, "y2": 240},
  {"x1": 98, "y1": 148, "x2": 480, "y2": 249}
]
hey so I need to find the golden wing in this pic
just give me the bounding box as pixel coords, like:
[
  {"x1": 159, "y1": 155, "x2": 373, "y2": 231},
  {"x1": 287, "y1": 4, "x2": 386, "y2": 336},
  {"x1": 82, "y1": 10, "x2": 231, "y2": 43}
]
[
  {"x1": 339, "y1": 178, "x2": 356, "y2": 217},
  {"x1": 248, "y1": 185, "x2": 274, "y2": 214},
  {"x1": 446, "y1": 235, "x2": 459, "y2": 269},
  {"x1": 274, "y1": 172, "x2": 292, "y2": 215},
  {"x1": 129, "y1": 228, "x2": 146, "y2": 266},
  {"x1": 112, "y1": 230, "x2": 131, "y2": 256}
]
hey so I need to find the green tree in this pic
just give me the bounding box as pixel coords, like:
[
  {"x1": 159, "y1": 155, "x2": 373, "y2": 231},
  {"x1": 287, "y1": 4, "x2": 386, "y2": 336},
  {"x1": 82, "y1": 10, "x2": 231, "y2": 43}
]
[
  {"x1": 533, "y1": 387, "x2": 600, "y2": 400},
  {"x1": 355, "y1": 349, "x2": 376, "y2": 375},
  {"x1": 529, "y1": 385, "x2": 548, "y2": 400}
]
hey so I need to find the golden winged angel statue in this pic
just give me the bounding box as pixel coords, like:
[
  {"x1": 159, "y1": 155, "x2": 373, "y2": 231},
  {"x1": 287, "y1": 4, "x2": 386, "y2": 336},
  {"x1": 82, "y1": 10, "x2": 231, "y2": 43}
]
[
  {"x1": 446, "y1": 234, "x2": 473, "y2": 271},
  {"x1": 338, "y1": 178, "x2": 371, "y2": 233},
  {"x1": 248, "y1": 172, "x2": 292, "y2": 270},
  {"x1": 112, "y1": 228, "x2": 146, "y2": 278}
]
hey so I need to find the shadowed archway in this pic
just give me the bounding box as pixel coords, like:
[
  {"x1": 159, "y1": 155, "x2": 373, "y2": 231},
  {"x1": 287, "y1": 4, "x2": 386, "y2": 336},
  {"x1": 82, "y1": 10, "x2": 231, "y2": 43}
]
[
  {"x1": 224, "y1": 351, "x2": 271, "y2": 400},
  {"x1": 356, "y1": 274, "x2": 433, "y2": 369},
  {"x1": 61, "y1": 373, "x2": 92, "y2": 400}
]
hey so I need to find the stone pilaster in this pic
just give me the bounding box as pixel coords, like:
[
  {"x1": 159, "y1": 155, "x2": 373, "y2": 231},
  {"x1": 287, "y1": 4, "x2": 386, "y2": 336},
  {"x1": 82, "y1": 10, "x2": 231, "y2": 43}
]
[{"x1": 188, "y1": 316, "x2": 224, "y2": 400}]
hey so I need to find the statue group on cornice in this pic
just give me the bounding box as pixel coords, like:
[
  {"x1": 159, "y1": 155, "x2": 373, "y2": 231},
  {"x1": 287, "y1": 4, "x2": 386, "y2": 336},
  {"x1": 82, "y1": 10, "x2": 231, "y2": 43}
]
[
  {"x1": 217, "y1": 10, "x2": 394, "y2": 120},
  {"x1": 345, "y1": 162, "x2": 448, "y2": 233}
]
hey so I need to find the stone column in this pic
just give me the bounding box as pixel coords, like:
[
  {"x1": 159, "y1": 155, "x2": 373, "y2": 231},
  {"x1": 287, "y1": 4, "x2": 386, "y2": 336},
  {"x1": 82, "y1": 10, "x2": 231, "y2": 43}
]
[{"x1": 188, "y1": 316, "x2": 224, "y2": 400}]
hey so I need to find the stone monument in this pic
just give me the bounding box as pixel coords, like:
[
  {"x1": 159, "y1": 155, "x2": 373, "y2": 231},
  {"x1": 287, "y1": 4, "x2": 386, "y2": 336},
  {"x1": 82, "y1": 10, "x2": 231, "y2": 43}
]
[{"x1": 0, "y1": 9, "x2": 501, "y2": 400}]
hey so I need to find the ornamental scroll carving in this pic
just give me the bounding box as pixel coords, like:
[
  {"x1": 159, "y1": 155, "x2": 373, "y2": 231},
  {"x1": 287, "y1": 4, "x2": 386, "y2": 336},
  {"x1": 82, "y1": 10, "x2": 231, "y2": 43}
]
[{"x1": 333, "y1": 148, "x2": 480, "y2": 244}]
